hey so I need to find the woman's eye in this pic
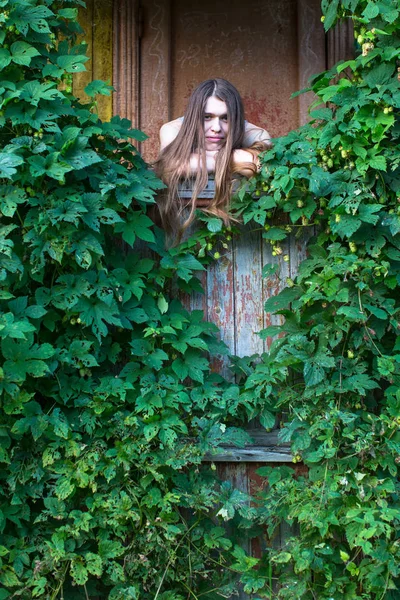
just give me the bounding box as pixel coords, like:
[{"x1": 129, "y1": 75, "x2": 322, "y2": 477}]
[{"x1": 204, "y1": 115, "x2": 211, "y2": 120}]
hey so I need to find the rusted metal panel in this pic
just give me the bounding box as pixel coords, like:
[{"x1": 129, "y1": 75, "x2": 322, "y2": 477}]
[
  {"x1": 92, "y1": 0, "x2": 113, "y2": 121},
  {"x1": 171, "y1": 0, "x2": 300, "y2": 140}
]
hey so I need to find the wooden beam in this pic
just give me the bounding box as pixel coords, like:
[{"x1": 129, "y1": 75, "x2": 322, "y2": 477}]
[
  {"x1": 327, "y1": 18, "x2": 354, "y2": 69},
  {"x1": 139, "y1": 0, "x2": 171, "y2": 162},
  {"x1": 297, "y1": 0, "x2": 326, "y2": 125},
  {"x1": 74, "y1": 0, "x2": 93, "y2": 103},
  {"x1": 203, "y1": 429, "x2": 292, "y2": 463},
  {"x1": 93, "y1": 0, "x2": 113, "y2": 122},
  {"x1": 113, "y1": 0, "x2": 140, "y2": 128},
  {"x1": 205, "y1": 448, "x2": 292, "y2": 463}
]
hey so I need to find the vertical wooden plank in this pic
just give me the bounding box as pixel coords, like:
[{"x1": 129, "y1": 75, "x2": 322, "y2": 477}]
[
  {"x1": 327, "y1": 19, "x2": 354, "y2": 68},
  {"x1": 175, "y1": 220, "x2": 208, "y2": 315},
  {"x1": 92, "y1": 0, "x2": 113, "y2": 122},
  {"x1": 262, "y1": 232, "x2": 290, "y2": 352},
  {"x1": 234, "y1": 226, "x2": 264, "y2": 357},
  {"x1": 140, "y1": 0, "x2": 171, "y2": 162},
  {"x1": 217, "y1": 463, "x2": 251, "y2": 600},
  {"x1": 207, "y1": 242, "x2": 235, "y2": 378},
  {"x1": 113, "y1": 0, "x2": 140, "y2": 127},
  {"x1": 289, "y1": 227, "x2": 313, "y2": 282},
  {"x1": 297, "y1": 0, "x2": 326, "y2": 125},
  {"x1": 74, "y1": 0, "x2": 93, "y2": 102}
]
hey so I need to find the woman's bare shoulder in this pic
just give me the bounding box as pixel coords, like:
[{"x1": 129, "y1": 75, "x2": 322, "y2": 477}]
[
  {"x1": 243, "y1": 121, "x2": 271, "y2": 146},
  {"x1": 159, "y1": 117, "x2": 183, "y2": 150}
]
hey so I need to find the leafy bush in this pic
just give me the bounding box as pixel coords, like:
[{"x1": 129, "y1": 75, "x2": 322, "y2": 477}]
[
  {"x1": 223, "y1": 1, "x2": 400, "y2": 597},
  {"x1": 0, "y1": 1, "x2": 255, "y2": 598},
  {"x1": 1, "y1": 0, "x2": 400, "y2": 598}
]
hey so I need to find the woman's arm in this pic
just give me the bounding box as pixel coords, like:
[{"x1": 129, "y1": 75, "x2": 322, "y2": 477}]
[
  {"x1": 160, "y1": 118, "x2": 271, "y2": 151},
  {"x1": 159, "y1": 118, "x2": 183, "y2": 151},
  {"x1": 189, "y1": 150, "x2": 218, "y2": 173},
  {"x1": 190, "y1": 149, "x2": 258, "y2": 177},
  {"x1": 243, "y1": 121, "x2": 271, "y2": 147},
  {"x1": 232, "y1": 148, "x2": 260, "y2": 177}
]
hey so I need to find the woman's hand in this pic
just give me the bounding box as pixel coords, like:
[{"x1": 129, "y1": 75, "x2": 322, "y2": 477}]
[
  {"x1": 189, "y1": 150, "x2": 219, "y2": 173},
  {"x1": 232, "y1": 148, "x2": 259, "y2": 177}
]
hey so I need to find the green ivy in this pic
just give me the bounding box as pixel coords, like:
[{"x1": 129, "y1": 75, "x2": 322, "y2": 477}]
[
  {"x1": 0, "y1": 1, "x2": 256, "y2": 599},
  {"x1": 220, "y1": 1, "x2": 400, "y2": 597},
  {"x1": 1, "y1": 0, "x2": 400, "y2": 598}
]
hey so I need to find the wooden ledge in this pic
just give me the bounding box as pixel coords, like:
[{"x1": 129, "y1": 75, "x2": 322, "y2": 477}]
[{"x1": 203, "y1": 429, "x2": 292, "y2": 463}]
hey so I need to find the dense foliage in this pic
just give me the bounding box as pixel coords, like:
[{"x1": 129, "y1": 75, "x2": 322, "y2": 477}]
[
  {"x1": 0, "y1": 0, "x2": 400, "y2": 599},
  {"x1": 223, "y1": 0, "x2": 400, "y2": 597},
  {"x1": 0, "y1": 1, "x2": 257, "y2": 599}
]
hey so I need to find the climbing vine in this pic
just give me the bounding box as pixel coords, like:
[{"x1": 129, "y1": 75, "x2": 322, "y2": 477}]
[
  {"x1": 222, "y1": 1, "x2": 400, "y2": 597},
  {"x1": 0, "y1": 1, "x2": 256, "y2": 599},
  {"x1": 0, "y1": 0, "x2": 399, "y2": 599}
]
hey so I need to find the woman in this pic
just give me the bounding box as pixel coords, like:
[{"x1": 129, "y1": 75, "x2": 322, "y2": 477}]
[{"x1": 154, "y1": 78, "x2": 271, "y2": 236}]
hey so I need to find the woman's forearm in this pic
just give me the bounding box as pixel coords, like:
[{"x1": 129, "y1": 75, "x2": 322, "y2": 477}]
[
  {"x1": 243, "y1": 121, "x2": 271, "y2": 147},
  {"x1": 232, "y1": 148, "x2": 259, "y2": 177},
  {"x1": 189, "y1": 151, "x2": 216, "y2": 173}
]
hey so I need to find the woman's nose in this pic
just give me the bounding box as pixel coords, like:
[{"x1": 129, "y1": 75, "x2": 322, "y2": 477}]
[{"x1": 211, "y1": 118, "x2": 221, "y2": 132}]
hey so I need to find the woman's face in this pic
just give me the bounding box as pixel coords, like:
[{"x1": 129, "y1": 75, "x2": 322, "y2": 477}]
[{"x1": 203, "y1": 95, "x2": 229, "y2": 151}]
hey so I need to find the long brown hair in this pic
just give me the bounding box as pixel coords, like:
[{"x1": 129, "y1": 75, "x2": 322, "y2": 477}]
[{"x1": 154, "y1": 78, "x2": 259, "y2": 237}]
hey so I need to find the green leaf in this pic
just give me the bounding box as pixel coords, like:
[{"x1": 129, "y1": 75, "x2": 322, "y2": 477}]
[
  {"x1": 0, "y1": 185, "x2": 26, "y2": 217},
  {"x1": 115, "y1": 212, "x2": 155, "y2": 246},
  {"x1": 10, "y1": 42, "x2": 40, "y2": 66},
  {"x1": 364, "y1": 62, "x2": 396, "y2": 88},
  {"x1": 55, "y1": 477, "x2": 75, "y2": 500},
  {"x1": 259, "y1": 408, "x2": 276, "y2": 429},
  {"x1": 264, "y1": 287, "x2": 301, "y2": 313},
  {"x1": 336, "y1": 306, "x2": 367, "y2": 321},
  {"x1": 0, "y1": 48, "x2": 11, "y2": 70},
  {"x1": 362, "y1": 2, "x2": 379, "y2": 18},
  {"x1": 331, "y1": 214, "x2": 361, "y2": 238},
  {"x1": 86, "y1": 553, "x2": 103, "y2": 577},
  {"x1": 57, "y1": 8, "x2": 79, "y2": 19},
  {"x1": 57, "y1": 54, "x2": 89, "y2": 73},
  {"x1": 98, "y1": 540, "x2": 124, "y2": 559},
  {"x1": 0, "y1": 566, "x2": 20, "y2": 587},
  {"x1": 272, "y1": 551, "x2": 292, "y2": 564},
  {"x1": 157, "y1": 295, "x2": 169, "y2": 314},
  {"x1": 206, "y1": 216, "x2": 223, "y2": 232},
  {"x1": 369, "y1": 155, "x2": 387, "y2": 171},
  {"x1": 304, "y1": 361, "x2": 324, "y2": 386},
  {"x1": 0, "y1": 153, "x2": 24, "y2": 179},
  {"x1": 71, "y1": 560, "x2": 88, "y2": 585},
  {"x1": 84, "y1": 80, "x2": 114, "y2": 97},
  {"x1": 263, "y1": 226, "x2": 287, "y2": 241},
  {"x1": 0, "y1": 313, "x2": 36, "y2": 340},
  {"x1": 13, "y1": 4, "x2": 53, "y2": 34}
]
